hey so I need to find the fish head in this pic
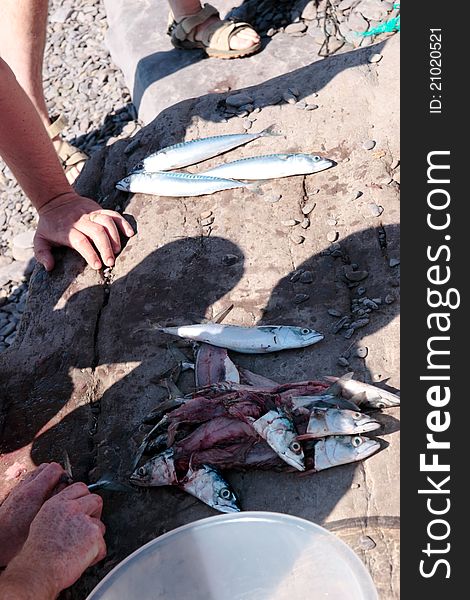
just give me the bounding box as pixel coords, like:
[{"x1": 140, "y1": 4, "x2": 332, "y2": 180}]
[
  {"x1": 129, "y1": 449, "x2": 176, "y2": 487},
  {"x1": 314, "y1": 435, "x2": 380, "y2": 471},
  {"x1": 282, "y1": 438, "x2": 305, "y2": 471},
  {"x1": 252, "y1": 410, "x2": 305, "y2": 471},
  {"x1": 295, "y1": 154, "x2": 335, "y2": 173},
  {"x1": 130, "y1": 161, "x2": 145, "y2": 174},
  {"x1": 326, "y1": 409, "x2": 382, "y2": 435},
  {"x1": 362, "y1": 390, "x2": 401, "y2": 409},
  {"x1": 182, "y1": 465, "x2": 240, "y2": 513},
  {"x1": 279, "y1": 326, "x2": 324, "y2": 349},
  {"x1": 115, "y1": 175, "x2": 132, "y2": 191}
]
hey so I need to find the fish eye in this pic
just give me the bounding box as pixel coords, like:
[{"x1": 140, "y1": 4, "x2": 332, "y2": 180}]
[
  {"x1": 135, "y1": 162, "x2": 144, "y2": 170},
  {"x1": 353, "y1": 412, "x2": 362, "y2": 419},
  {"x1": 376, "y1": 401, "x2": 386, "y2": 409},
  {"x1": 137, "y1": 467, "x2": 146, "y2": 476},
  {"x1": 219, "y1": 488, "x2": 233, "y2": 500},
  {"x1": 352, "y1": 436, "x2": 362, "y2": 447},
  {"x1": 301, "y1": 328, "x2": 311, "y2": 335},
  {"x1": 313, "y1": 155, "x2": 321, "y2": 161},
  {"x1": 290, "y1": 441, "x2": 302, "y2": 454}
]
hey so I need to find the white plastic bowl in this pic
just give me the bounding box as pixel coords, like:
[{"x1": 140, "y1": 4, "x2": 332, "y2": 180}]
[{"x1": 87, "y1": 511, "x2": 378, "y2": 600}]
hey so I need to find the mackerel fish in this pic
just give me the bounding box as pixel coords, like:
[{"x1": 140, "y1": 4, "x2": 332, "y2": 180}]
[
  {"x1": 134, "y1": 127, "x2": 278, "y2": 172},
  {"x1": 116, "y1": 171, "x2": 253, "y2": 197},
  {"x1": 200, "y1": 153, "x2": 335, "y2": 180},
  {"x1": 158, "y1": 323, "x2": 323, "y2": 353}
]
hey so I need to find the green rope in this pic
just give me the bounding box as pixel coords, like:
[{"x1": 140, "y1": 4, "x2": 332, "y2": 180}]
[{"x1": 359, "y1": 3, "x2": 400, "y2": 37}]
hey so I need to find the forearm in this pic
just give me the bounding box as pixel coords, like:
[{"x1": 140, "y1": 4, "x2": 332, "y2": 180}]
[
  {"x1": 0, "y1": 560, "x2": 58, "y2": 600},
  {"x1": 0, "y1": 57, "x2": 73, "y2": 210}
]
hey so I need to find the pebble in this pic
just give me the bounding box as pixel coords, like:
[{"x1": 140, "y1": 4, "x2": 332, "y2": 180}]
[
  {"x1": 50, "y1": 5, "x2": 73, "y2": 23},
  {"x1": 265, "y1": 194, "x2": 282, "y2": 204},
  {"x1": 291, "y1": 235, "x2": 305, "y2": 245},
  {"x1": 358, "y1": 535, "x2": 377, "y2": 551},
  {"x1": 368, "y1": 203, "x2": 384, "y2": 217},
  {"x1": 294, "y1": 293, "x2": 310, "y2": 304},
  {"x1": 226, "y1": 93, "x2": 254, "y2": 108},
  {"x1": 337, "y1": 357, "x2": 350, "y2": 367},
  {"x1": 362, "y1": 139, "x2": 376, "y2": 150},
  {"x1": 302, "y1": 202, "x2": 316, "y2": 215},
  {"x1": 363, "y1": 299, "x2": 379, "y2": 310},
  {"x1": 333, "y1": 316, "x2": 350, "y2": 334},
  {"x1": 345, "y1": 269, "x2": 369, "y2": 282},
  {"x1": 353, "y1": 191, "x2": 363, "y2": 200},
  {"x1": 357, "y1": 286, "x2": 366, "y2": 295},
  {"x1": 299, "y1": 270, "x2": 313, "y2": 283},
  {"x1": 200, "y1": 217, "x2": 214, "y2": 227},
  {"x1": 304, "y1": 104, "x2": 319, "y2": 111},
  {"x1": 300, "y1": 218, "x2": 310, "y2": 229},
  {"x1": 243, "y1": 119, "x2": 252, "y2": 130},
  {"x1": 222, "y1": 254, "x2": 240, "y2": 266},
  {"x1": 385, "y1": 293, "x2": 395, "y2": 304},
  {"x1": 327, "y1": 231, "x2": 338, "y2": 242},
  {"x1": 200, "y1": 210, "x2": 213, "y2": 219},
  {"x1": 328, "y1": 308, "x2": 342, "y2": 317},
  {"x1": 327, "y1": 218, "x2": 337, "y2": 227},
  {"x1": 344, "y1": 328, "x2": 355, "y2": 339},
  {"x1": 351, "y1": 318, "x2": 370, "y2": 330},
  {"x1": 282, "y1": 91, "x2": 298, "y2": 104},
  {"x1": 348, "y1": 12, "x2": 369, "y2": 32},
  {"x1": 389, "y1": 258, "x2": 400, "y2": 267},
  {"x1": 282, "y1": 219, "x2": 299, "y2": 227},
  {"x1": 301, "y1": 2, "x2": 318, "y2": 20},
  {"x1": 356, "y1": 346, "x2": 368, "y2": 358},
  {"x1": 284, "y1": 22, "x2": 307, "y2": 35},
  {"x1": 295, "y1": 100, "x2": 307, "y2": 110},
  {"x1": 368, "y1": 53, "x2": 383, "y2": 64}
]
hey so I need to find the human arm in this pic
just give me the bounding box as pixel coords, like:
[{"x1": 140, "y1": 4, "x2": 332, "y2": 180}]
[
  {"x1": 0, "y1": 58, "x2": 134, "y2": 270},
  {"x1": 0, "y1": 482, "x2": 106, "y2": 600}
]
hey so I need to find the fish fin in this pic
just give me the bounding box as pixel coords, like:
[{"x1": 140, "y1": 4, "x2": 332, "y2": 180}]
[
  {"x1": 260, "y1": 124, "x2": 283, "y2": 137},
  {"x1": 212, "y1": 304, "x2": 234, "y2": 324},
  {"x1": 324, "y1": 371, "x2": 355, "y2": 395}
]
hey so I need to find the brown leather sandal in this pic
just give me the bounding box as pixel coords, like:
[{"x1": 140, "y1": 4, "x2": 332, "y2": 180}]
[
  {"x1": 47, "y1": 115, "x2": 88, "y2": 185},
  {"x1": 167, "y1": 3, "x2": 261, "y2": 59}
]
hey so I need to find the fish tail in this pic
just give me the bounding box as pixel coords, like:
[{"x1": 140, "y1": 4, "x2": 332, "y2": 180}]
[{"x1": 259, "y1": 124, "x2": 283, "y2": 137}]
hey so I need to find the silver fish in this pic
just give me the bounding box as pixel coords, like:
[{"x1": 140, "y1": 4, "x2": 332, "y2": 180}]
[
  {"x1": 200, "y1": 153, "x2": 335, "y2": 180},
  {"x1": 250, "y1": 409, "x2": 305, "y2": 471},
  {"x1": 130, "y1": 449, "x2": 177, "y2": 486},
  {"x1": 298, "y1": 408, "x2": 381, "y2": 439},
  {"x1": 180, "y1": 464, "x2": 240, "y2": 513},
  {"x1": 159, "y1": 324, "x2": 323, "y2": 354},
  {"x1": 116, "y1": 171, "x2": 253, "y2": 197},
  {"x1": 324, "y1": 373, "x2": 400, "y2": 408},
  {"x1": 313, "y1": 435, "x2": 380, "y2": 471},
  {"x1": 135, "y1": 128, "x2": 278, "y2": 172}
]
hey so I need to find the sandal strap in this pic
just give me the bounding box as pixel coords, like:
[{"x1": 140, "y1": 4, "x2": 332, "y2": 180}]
[
  {"x1": 55, "y1": 139, "x2": 88, "y2": 167},
  {"x1": 171, "y1": 3, "x2": 219, "y2": 42},
  {"x1": 201, "y1": 20, "x2": 254, "y2": 50},
  {"x1": 47, "y1": 114, "x2": 68, "y2": 139}
]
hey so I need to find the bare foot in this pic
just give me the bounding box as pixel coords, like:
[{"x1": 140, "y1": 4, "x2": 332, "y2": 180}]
[
  {"x1": 0, "y1": 463, "x2": 66, "y2": 566},
  {"x1": 194, "y1": 16, "x2": 260, "y2": 50}
]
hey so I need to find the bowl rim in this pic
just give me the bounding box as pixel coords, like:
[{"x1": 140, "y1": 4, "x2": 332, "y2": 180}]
[{"x1": 87, "y1": 510, "x2": 378, "y2": 599}]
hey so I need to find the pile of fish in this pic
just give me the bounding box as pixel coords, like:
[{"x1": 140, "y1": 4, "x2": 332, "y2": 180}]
[
  {"x1": 116, "y1": 128, "x2": 335, "y2": 197},
  {"x1": 130, "y1": 323, "x2": 400, "y2": 513}
]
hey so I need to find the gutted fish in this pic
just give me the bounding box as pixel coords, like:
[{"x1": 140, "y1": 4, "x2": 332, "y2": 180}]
[
  {"x1": 159, "y1": 324, "x2": 323, "y2": 353},
  {"x1": 134, "y1": 128, "x2": 279, "y2": 172},
  {"x1": 312, "y1": 435, "x2": 380, "y2": 471},
  {"x1": 250, "y1": 409, "x2": 305, "y2": 471},
  {"x1": 180, "y1": 464, "x2": 240, "y2": 513},
  {"x1": 324, "y1": 373, "x2": 400, "y2": 408},
  {"x1": 290, "y1": 394, "x2": 360, "y2": 412},
  {"x1": 116, "y1": 171, "x2": 252, "y2": 197},
  {"x1": 195, "y1": 343, "x2": 240, "y2": 387},
  {"x1": 297, "y1": 408, "x2": 381, "y2": 439},
  {"x1": 200, "y1": 153, "x2": 335, "y2": 180}
]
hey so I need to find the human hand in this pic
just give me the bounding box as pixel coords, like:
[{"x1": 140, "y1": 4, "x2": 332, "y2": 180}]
[
  {"x1": 0, "y1": 462, "x2": 66, "y2": 566},
  {"x1": 5, "y1": 483, "x2": 106, "y2": 598},
  {"x1": 34, "y1": 192, "x2": 134, "y2": 271}
]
